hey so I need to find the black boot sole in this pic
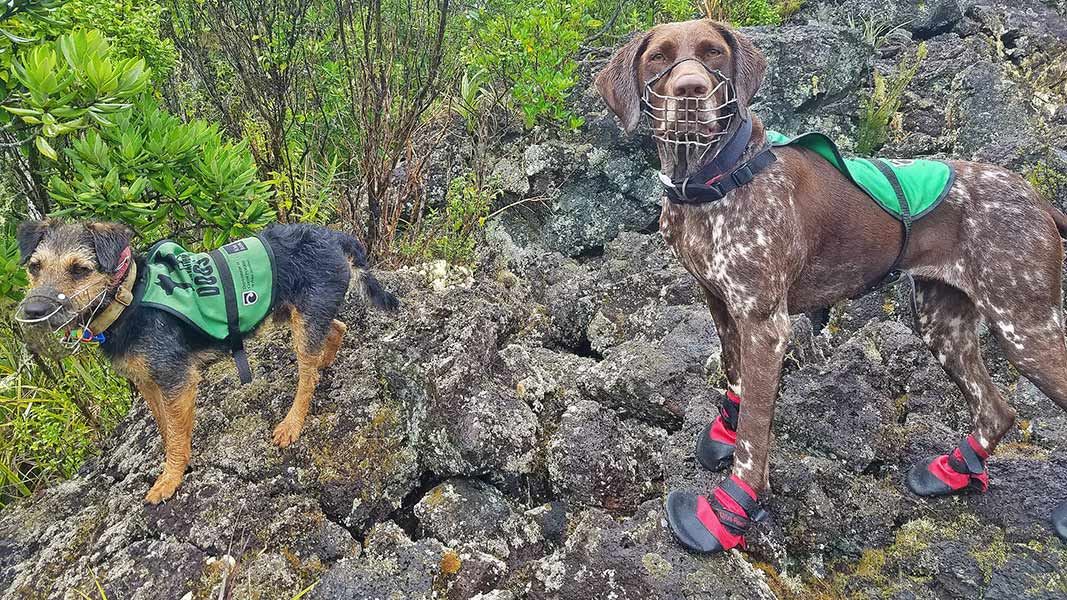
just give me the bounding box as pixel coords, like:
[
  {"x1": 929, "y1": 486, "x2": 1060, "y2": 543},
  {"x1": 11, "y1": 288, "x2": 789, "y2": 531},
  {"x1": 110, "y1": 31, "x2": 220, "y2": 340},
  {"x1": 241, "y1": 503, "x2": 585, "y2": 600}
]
[
  {"x1": 906, "y1": 458, "x2": 985, "y2": 497},
  {"x1": 665, "y1": 491, "x2": 726, "y2": 554}
]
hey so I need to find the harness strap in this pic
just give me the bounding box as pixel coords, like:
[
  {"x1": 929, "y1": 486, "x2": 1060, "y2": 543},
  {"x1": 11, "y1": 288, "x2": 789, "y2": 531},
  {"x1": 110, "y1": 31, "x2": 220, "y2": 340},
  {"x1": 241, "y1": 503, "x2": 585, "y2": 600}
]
[
  {"x1": 871, "y1": 160, "x2": 913, "y2": 276},
  {"x1": 209, "y1": 249, "x2": 253, "y2": 385},
  {"x1": 84, "y1": 260, "x2": 137, "y2": 337},
  {"x1": 850, "y1": 159, "x2": 916, "y2": 299},
  {"x1": 78, "y1": 247, "x2": 136, "y2": 341}
]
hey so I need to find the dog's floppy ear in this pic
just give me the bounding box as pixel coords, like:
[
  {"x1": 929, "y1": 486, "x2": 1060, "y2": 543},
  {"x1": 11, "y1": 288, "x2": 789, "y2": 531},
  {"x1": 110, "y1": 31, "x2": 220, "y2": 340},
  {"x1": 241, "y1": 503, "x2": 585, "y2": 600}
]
[
  {"x1": 711, "y1": 21, "x2": 767, "y2": 112},
  {"x1": 16, "y1": 220, "x2": 51, "y2": 265},
  {"x1": 595, "y1": 30, "x2": 652, "y2": 133},
  {"x1": 85, "y1": 222, "x2": 134, "y2": 273}
]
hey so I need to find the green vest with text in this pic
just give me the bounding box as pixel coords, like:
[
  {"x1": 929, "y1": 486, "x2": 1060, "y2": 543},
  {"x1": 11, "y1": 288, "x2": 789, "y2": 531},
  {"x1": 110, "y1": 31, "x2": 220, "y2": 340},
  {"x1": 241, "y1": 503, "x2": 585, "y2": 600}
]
[{"x1": 139, "y1": 237, "x2": 276, "y2": 340}]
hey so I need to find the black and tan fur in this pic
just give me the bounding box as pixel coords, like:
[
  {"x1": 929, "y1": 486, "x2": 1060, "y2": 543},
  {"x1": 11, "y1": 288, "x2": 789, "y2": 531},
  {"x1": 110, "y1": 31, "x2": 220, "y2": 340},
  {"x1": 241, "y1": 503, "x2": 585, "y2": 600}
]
[{"x1": 16, "y1": 220, "x2": 398, "y2": 504}]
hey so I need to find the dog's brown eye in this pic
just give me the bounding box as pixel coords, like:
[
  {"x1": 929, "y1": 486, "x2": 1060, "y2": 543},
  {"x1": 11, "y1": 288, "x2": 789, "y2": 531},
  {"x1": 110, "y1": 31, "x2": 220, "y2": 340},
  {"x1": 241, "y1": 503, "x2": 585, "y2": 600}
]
[
  {"x1": 70, "y1": 264, "x2": 94, "y2": 279},
  {"x1": 27, "y1": 262, "x2": 40, "y2": 276}
]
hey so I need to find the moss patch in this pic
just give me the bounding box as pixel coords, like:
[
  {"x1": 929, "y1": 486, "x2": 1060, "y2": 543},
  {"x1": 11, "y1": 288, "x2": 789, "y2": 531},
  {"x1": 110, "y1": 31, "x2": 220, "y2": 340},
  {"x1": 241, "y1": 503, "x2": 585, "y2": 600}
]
[{"x1": 440, "y1": 550, "x2": 462, "y2": 575}]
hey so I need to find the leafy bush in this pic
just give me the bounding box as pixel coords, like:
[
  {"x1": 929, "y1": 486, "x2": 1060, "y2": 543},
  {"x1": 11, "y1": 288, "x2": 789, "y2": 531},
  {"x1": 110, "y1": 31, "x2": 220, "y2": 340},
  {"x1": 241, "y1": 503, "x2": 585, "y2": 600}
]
[
  {"x1": 856, "y1": 42, "x2": 926, "y2": 156},
  {"x1": 466, "y1": 0, "x2": 605, "y2": 130},
  {"x1": 0, "y1": 317, "x2": 131, "y2": 507},
  {"x1": 702, "y1": 0, "x2": 788, "y2": 26},
  {"x1": 48, "y1": 97, "x2": 275, "y2": 248},
  {"x1": 53, "y1": 0, "x2": 178, "y2": 79},
  {"x1": 0, "y1": 237, "x2": 26, "y2": 305},
  {"x1": 4, "y1": 29, "x2": 150, "y2": 162}
]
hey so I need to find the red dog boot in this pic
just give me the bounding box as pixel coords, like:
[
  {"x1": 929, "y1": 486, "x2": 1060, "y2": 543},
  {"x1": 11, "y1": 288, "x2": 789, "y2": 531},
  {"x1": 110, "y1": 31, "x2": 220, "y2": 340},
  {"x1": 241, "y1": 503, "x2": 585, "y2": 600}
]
[
  {"x1": 907, "y1": 436, "x2": 990, "y2": 496},
  {"x1": 665, "y1": 475, "x2": 767, "y2": 554},
  {"x1": 695, "y1": 391, "x2": 740, "y2": 472},
  {"x1": 1053, "y1": 501, "x2": 1067, "y2": 542}
]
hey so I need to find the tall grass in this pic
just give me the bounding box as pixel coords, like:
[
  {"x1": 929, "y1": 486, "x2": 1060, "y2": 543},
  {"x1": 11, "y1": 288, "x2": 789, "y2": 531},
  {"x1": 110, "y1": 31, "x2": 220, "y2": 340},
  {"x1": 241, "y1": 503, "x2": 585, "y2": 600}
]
[
  {"x1": 0, "y1": 319, "x2": 132, "y2": 507},
  {"x1": 0, "y1": 234, "x2": 131, "y2": 508}
]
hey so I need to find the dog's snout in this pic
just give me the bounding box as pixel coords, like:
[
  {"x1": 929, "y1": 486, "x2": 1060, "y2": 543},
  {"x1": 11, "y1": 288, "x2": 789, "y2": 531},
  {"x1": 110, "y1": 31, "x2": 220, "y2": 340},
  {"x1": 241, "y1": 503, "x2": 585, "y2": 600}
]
[
  {"x1": 21, "y1": 299, "x2": 56, "y2": 319},
  {"x1": 671, "y1": 73, "x2": 710, "y2": 98}
]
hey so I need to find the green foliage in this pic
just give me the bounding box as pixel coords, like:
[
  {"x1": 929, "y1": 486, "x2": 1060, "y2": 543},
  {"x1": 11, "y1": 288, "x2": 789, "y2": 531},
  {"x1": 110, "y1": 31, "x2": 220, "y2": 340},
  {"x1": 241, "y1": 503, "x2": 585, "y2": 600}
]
[
  {"x1": 466, "y1": 0, "x2": 604, "y2": 130},
  {"x1": 265, "y1": 156, "x2": 340, "y2": 226},
  {"x1": 856, "y1": 42, "x2": 926, "y2": 156},
  {"x1": 3, "y1": 29, "x2": 150, "y2": 159},
  {"x1": 0, "y1": 317, "x2": 131, "y2": 507},
  {"x1": 1026, "y1": 162, "x2": 1067, "y2": 203},
  {"x1": 48, "y1": 98, "x2": 275, "y2": 248},
  {"x1": 400, "y1": 173, "x2": 498, "y2": 265},
  {"x1": 0, "y1": 236, "x2": 26, "y2": 305},
  {"x1": 704, "y1": 0, "x2": 788, "y2": 26},
  {"x1": 52, "y1": 0, "x2": 178, "y2": 79}
]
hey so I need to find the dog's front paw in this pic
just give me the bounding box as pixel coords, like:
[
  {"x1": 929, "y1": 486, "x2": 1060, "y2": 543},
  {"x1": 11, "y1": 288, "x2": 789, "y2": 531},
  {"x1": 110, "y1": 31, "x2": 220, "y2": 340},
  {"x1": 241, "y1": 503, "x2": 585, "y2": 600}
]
[
  {"x1": 272, "y1": 419, "x2": 303, "y2": 448},
  {"x1": 144, "y1": 474, "x2": 182, "y2": 504}
]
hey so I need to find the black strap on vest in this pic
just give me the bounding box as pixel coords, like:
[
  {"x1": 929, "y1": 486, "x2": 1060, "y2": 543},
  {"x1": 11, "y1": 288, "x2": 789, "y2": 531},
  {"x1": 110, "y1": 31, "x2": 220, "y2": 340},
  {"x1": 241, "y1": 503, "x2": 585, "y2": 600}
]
[
  {"x1": 209, "y1": 249, "x2": 253, "y2": 385},
  {"x1": 871, "y1": 159, "x2": 913, "y2": 280}
]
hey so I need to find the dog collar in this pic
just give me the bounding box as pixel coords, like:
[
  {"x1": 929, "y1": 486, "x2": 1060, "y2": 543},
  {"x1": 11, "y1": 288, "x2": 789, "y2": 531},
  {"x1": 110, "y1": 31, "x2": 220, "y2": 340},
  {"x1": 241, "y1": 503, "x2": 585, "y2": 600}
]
[
  {"x1": 659, "y1": 117, "x2": 777, "y2": 204},
  {"x1": 79, "y1": 247, "x2": 137, "y2": 340}
]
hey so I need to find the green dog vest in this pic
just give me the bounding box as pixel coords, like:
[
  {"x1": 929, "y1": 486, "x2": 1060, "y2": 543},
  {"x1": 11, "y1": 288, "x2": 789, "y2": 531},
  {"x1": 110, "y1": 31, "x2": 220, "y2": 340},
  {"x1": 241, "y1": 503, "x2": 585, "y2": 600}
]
[
  {"x1": 138, "y1": 236, "x2": 276, "y2": 383},
  {"x1": 766, "y1": 131, "x2": 954, "y2": 221}
]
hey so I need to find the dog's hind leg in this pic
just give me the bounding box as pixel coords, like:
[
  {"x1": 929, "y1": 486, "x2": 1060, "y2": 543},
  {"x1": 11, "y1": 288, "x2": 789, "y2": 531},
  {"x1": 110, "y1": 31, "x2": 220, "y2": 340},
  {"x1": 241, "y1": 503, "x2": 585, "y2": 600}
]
[
  {"x1": 906, "y1": 279, "x2": 1014, "y2": 497},
  {"x1": 145, "y1": 367, "x2": 200, "y2": 504},
  {"x1": 980, "y1": 292, "x2": 1067, "y2": 417},
  {"x1": 273, "y1": 308, "x2": 329, "y2": 448},
  {"x1": 319, "y1": 319, "x2": 347, "y2": 369},
  {"x1": 918, "y1": 280, "x2": 1016, "y2": 450}
]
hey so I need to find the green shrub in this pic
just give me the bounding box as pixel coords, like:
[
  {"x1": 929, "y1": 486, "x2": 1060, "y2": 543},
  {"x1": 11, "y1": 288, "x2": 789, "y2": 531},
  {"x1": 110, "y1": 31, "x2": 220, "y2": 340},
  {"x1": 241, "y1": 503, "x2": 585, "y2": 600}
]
[
  {"x1": 0, "y1": 317, "x2": 131, "y2": 507},
  {"x1": 53, "y1": 0, "x2": 178, "y2": 79},
  {"x1": 4, "y1": 29, "x2": 150, "y2": 161},
  {"x1": 0, "y1": 236, "x2": 26, "y2": 306},
  {"x1": 47, "y1": 97, "x2": 275, "y2": 248},
  {"x1": 856, "y1": 42, "x2": 926, "y2": 156},
  {"x1": 703, "y1": 0, "x2": 788, "y2": 26},
  {"x1": 467, "y1": 0, "x2": 603, "y2": 130}
]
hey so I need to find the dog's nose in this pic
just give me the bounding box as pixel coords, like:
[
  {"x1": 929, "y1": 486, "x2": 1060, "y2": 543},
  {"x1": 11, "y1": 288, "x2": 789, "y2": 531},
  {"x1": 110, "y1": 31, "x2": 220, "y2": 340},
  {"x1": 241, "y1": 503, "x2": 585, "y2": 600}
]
[
  {"x1": 671, "y1": 73, "x2": 710, "y2": 98},
  {"x1": 21, "y1": 300, "x2": 55, "y2": 319}
]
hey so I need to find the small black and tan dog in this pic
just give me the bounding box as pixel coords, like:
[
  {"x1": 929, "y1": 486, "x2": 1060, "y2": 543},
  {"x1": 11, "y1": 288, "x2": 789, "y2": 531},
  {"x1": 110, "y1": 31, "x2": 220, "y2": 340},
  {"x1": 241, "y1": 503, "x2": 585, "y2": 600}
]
[{"x1": 15, "y1": 220, "x2": 398, "y2": 503}]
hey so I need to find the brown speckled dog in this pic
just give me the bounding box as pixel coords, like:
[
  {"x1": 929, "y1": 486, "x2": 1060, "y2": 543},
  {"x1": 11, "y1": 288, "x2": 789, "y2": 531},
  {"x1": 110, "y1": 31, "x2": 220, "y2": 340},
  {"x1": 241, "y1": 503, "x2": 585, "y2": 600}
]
[{"x1": 597, "y1": 19, "x2": 1067, "y2": 551}]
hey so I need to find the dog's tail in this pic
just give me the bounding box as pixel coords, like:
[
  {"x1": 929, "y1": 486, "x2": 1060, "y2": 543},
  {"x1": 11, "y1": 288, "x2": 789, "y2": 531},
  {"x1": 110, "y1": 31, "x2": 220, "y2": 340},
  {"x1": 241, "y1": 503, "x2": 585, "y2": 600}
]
[
  {"x1": 1049, "y1": 205, "x2": 1067, "y2": 240},
  {"x1": 335, "y1": 232, "x2": 400, "y2": 312}
]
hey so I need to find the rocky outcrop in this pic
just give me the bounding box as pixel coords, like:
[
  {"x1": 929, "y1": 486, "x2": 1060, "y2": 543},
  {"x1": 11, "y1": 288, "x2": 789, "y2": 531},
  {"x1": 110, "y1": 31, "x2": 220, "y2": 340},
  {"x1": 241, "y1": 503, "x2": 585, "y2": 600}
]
[
  {"x1": 4, "y1": 3, "x2": 1067, "y2": 599},
  {"x1": 2, "y1": 227, "x2": 1065, "y2": 599}
]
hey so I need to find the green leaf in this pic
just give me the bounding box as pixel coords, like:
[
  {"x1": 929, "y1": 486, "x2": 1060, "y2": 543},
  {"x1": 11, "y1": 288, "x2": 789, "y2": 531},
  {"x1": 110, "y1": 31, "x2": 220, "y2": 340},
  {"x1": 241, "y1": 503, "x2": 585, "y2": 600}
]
[{"x1": 35, "y1": 136, "x2": 57, "y2": 161}]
